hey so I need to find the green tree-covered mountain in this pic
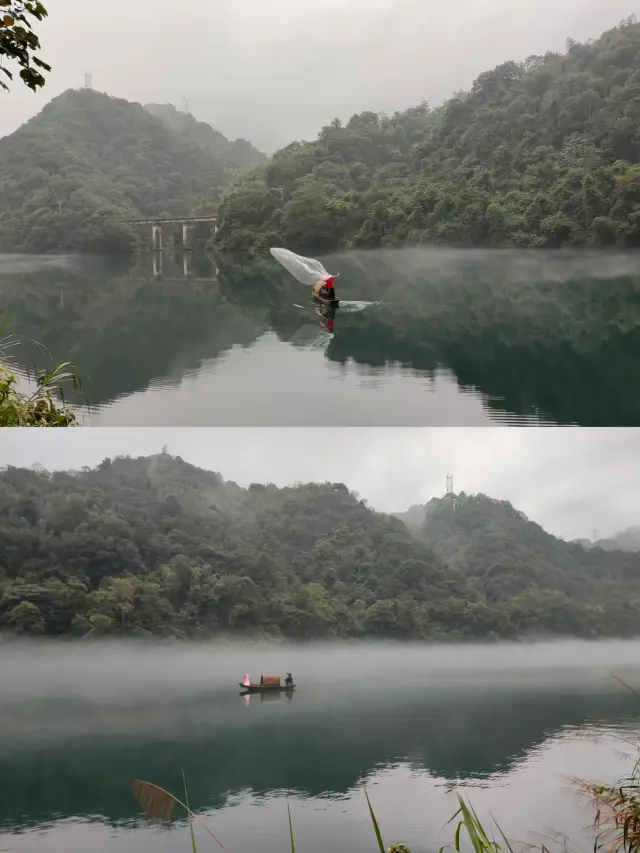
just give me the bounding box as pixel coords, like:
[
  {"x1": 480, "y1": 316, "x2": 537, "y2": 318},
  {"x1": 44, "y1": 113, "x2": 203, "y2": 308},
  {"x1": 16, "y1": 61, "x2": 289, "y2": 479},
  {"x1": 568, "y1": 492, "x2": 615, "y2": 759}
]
[
  {"x1": 396, "y1": 492, "x2": 640, "y2": 634},
  {"x1": 144, "y1": 103, "x2": 266, "y2": 171},
  {"x1": 1, "y1": 455, "x2": 640, "y2": 640},
  {"x1": 215, "y1": 17, "x2": 640, "y2": 255},
  {"x1": 0, "y1": 89, "x2": 249, "y2": 253}
]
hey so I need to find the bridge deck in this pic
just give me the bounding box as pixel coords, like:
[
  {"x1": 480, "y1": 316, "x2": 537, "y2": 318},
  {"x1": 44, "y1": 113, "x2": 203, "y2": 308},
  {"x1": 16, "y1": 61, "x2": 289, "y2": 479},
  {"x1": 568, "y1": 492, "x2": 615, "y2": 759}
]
[{"x1": 123, "y1": 216, "x2": 218, "y2": 225}]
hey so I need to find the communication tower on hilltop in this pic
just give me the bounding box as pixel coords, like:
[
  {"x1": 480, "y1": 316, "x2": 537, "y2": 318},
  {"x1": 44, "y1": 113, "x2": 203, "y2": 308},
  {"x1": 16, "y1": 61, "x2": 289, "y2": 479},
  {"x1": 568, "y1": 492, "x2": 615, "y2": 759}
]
[
  {"x1": 446, "y1": 473, "x2": 454, "y2": 495},
  {"x1": 84, "y1": 72, "x2": 93, "y2": 90}
]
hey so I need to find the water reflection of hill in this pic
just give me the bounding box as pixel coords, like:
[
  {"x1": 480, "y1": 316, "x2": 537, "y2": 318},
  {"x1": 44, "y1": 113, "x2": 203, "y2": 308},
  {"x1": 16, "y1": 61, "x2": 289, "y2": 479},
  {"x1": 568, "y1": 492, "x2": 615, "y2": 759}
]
[
  {"x1": 308, "y1": 249, "x2": 640, "y2": 426},
  {"x1": 0, "y1": 255, "x2": 273, "y2": 407},
  {"x1": 0, "y1": 684, "x2": 633, "y2": 830},
  {"x1": 1, "y1": 249, "x2": 639, "y2": 424}
]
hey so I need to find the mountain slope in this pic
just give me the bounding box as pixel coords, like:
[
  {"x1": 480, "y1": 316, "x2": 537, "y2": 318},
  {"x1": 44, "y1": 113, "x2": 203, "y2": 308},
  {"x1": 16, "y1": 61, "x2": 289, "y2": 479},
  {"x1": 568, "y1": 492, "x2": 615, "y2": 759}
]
[
  {"x1": 401, "y1": 492, "x2": 640, "y2": 634},
  {"x1": 144, "y1": 103, "x2": 266, "y2": 171},
  {"x1": 2, "y1": 457, "x2": 640, "y2": 640},
  {"x1": 0, "y1": 89, "x2": 230, "y2": 253},
  {"x1": 215, "y1": 18, "x2": 640, "y2": 255}
]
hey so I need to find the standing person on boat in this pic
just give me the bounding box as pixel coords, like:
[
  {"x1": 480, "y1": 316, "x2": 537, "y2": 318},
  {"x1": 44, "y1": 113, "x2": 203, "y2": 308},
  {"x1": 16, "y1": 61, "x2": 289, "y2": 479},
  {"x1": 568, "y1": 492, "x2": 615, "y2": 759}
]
[
  {"x1": 285, "y1": 672, "x2": 293, "y2": 687},
  {"x1": 242, "y1": 673, "x2": 251, "y2": 687},
  {"x1": 312, "y1": 274, "x2": 338, "y2": 301}
]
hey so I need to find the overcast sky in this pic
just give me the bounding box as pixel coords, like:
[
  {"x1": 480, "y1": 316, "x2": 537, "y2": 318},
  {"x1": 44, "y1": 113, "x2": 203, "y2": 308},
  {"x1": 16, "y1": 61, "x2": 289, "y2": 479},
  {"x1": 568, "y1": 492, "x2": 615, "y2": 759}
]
[
  {"x1": 1, "y1": 428, "x2": 638, "y2": 541},
  {"x1": 0, "y1": 0, "x2": 632, "y2": 150}
]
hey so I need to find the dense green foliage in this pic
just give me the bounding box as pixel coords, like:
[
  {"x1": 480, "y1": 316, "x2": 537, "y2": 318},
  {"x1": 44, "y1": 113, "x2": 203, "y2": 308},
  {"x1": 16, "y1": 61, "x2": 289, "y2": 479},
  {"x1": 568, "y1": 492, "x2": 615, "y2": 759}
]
[
  {"x1": 215, "y1": 18, "x2": 640, "y2": 254},
  {"x1": 145, "y1": 103, "x2": 266, "y2": 172},
  {"x1": 0, "y1": 89, "x2": 252, "y2": 253},
  {"x1": 0, "y1": 0, "x2": 50, "y2": 92},
  {"x1": 2, "y1": 454, "x2": 640, "y2": 640},
  {"x1": 0, "y1": 362, "x2": 76, "y2": 425},
  {"x1": 0, "y1": 317, "x2": 77, "y2": 425}
]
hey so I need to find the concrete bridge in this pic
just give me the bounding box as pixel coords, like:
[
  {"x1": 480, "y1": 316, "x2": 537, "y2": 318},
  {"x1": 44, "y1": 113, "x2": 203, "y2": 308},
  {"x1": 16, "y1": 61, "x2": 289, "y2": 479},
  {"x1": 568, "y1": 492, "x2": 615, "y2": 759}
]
[{"x1": 122, "y1": 215, "x2": 219, "y2": 250}]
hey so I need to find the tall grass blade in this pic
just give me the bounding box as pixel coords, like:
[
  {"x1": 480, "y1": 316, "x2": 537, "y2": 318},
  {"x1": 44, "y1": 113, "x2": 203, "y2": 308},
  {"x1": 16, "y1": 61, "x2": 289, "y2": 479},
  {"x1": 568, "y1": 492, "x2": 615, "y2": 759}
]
[
  {"x1": 183, "y1": 769, "x2": 198, "y2": 853},
  {"x1": 491, "y1": 815, "x2": 516, "y2": 853},
  {"x1": 287, "y1": 802, "x2": 296, "y2": 853},
  {"x1": 364, "y1": 788, "x2": 385, "y2": 853}
]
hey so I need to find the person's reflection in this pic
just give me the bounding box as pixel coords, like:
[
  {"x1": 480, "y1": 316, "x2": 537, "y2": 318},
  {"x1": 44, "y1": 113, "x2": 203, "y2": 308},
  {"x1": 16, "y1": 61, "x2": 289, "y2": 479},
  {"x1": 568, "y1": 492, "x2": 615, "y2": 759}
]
[{"x1": 315, "y1": 301, "x2": 338, "y2": 333}]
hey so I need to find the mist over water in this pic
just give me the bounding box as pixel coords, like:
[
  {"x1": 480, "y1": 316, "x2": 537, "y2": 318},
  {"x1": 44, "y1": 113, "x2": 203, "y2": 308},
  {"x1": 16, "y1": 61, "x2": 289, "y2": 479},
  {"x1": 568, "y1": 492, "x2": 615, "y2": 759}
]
[
  {"x1": 2, "y1": 248, "x2": 639, "y2": 426},
  {"x1": 2, "y1": 640, "x2": 640, "y2": 853}
]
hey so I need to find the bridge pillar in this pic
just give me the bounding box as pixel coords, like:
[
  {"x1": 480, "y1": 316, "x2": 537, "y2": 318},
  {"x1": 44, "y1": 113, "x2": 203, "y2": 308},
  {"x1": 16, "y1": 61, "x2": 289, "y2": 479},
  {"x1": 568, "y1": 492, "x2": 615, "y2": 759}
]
[
  {"x1": 151, "y1": 224, "x2": 163, "y2": 251},
  {"x1": 183, "y1": 252, "x2": 192, "y2": 277},
  {"x1": 153, "y1": 251, "x2": 163, "y2": 277},
  {"x1": 182, "y1": 224, "x2": 193, "y2": 249}
]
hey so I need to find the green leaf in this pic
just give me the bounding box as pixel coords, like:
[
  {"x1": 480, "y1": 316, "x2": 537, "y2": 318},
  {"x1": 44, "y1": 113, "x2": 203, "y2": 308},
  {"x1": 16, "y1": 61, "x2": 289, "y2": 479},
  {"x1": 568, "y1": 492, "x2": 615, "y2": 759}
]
[
  {"x1": 287, "y1": 802, "x2": 296, "y2": 853},
  {"x1": 364, "y1": 788, "x2": 385, "y2": 853}
]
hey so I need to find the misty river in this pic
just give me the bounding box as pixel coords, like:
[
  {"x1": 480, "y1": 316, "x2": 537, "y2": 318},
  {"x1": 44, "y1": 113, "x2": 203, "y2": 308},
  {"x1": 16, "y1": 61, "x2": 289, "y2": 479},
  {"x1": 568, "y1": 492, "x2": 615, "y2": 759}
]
[
  {"x1": 2, "y1": 248, "x2": 640, "y2": 426},
  {"x1": 1, "y1": 640, "x2": 640, "y2": 853}
]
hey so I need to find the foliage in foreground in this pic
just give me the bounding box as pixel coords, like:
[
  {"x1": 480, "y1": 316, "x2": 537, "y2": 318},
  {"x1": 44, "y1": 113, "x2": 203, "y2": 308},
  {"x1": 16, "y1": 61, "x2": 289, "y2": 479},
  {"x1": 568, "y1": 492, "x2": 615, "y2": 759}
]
[
  {"x1": 579, "y1": 678, "x2": 640, "y2": 853},
  {"x1": 132, "y1": 777, "x2": 520, "y2": 853},
  {"x1": 0, "y1": 0, "x2": 50, "y2": 92},
  {"x1": 3, "y1": 453, "x2": 640, "y2": 637},
  {"x1": 0, "y1": 361, "x2": 77, "y2": 426},
  {"x1": 216, "y1": 17, "x2": 640, "y2": 254},
  {"x1": 0, "y1": 321, "x2": 78, "y2": 426}
]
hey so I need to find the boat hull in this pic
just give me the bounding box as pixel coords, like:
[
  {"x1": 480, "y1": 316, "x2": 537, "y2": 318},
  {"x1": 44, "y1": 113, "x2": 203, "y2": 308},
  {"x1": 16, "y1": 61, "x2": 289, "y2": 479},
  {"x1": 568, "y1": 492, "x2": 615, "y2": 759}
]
[
  {"x1": 312, "y1": 294, "x2": 340, "y2": 306},
  {"x1": 239, "y1": 683, "x2": 295, "y2": 693}
]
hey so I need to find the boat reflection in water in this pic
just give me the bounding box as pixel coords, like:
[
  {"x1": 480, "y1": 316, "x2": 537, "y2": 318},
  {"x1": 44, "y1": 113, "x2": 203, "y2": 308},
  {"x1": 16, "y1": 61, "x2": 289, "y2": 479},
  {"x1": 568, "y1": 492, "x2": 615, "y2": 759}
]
[
  {"x1": 241, "y1": 690, "x2": 295, "y2": 707},
  {"x1": 314, "y1": 300, "x2": 338, "y2": 334}
]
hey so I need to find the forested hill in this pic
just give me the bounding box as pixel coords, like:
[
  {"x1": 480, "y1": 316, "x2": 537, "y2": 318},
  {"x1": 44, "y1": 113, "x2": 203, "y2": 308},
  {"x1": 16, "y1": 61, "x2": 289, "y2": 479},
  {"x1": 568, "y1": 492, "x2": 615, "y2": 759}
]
[
  {"x1": 0, "y1": 90, "x2": 246, "y2": 254},
  {"x1": 396, "y1": 492, "x2": 640, "y2": 623},
  {"x1": 215, "y1": 17, "x2": 640, "y2": 255},
  {"x1": 144, "y1": 103, "x2": 266, "y2": 171},
  {"x1": 2, "y1": 455, "x2": 640, "y2": 641}
]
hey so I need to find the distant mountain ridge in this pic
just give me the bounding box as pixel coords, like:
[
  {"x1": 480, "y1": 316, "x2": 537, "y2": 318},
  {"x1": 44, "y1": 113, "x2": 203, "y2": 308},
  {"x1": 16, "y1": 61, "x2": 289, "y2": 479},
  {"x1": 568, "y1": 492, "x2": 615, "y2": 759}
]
[
  {"x1": 144, "y1": 103, "x2": 266, "y2": 171},
  {"x1": 577, "y1": 526, "x2": 640, "y2": 553},
  {"x1": 395, "y1": 497, "x2": 640, "y2": 555},
  {"x1": 394, "y1": 492, "x2": 640, "y2": 620},
  {"x1": 0, "y1": 89, "x2": 259, "y2": 254}
]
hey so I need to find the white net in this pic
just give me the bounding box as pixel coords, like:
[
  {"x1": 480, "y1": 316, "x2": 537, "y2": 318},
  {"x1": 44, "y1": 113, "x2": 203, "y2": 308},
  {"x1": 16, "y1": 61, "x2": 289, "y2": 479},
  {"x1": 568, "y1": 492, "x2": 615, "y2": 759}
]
[{"x1": 270, "y1": 247, "x2": 334, "y2": 286}]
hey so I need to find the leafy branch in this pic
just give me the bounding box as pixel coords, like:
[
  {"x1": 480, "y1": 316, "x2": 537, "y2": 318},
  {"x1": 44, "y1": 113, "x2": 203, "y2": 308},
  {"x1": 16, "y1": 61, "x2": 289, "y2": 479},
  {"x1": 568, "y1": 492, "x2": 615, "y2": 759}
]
[{"x1": 0, "y1": 0, "x2": 51, "y2": 92}]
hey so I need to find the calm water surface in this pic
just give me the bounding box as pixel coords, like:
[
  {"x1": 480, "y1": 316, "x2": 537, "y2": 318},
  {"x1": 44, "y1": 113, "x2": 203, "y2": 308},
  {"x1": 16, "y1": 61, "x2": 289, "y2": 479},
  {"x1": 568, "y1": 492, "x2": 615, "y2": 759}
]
[
  {"x1": 2, "y1": 249, "x2": 640, "y2": 425},
  {"x1": 1, "y1": 641, "x2": 639, "y2": 853}
]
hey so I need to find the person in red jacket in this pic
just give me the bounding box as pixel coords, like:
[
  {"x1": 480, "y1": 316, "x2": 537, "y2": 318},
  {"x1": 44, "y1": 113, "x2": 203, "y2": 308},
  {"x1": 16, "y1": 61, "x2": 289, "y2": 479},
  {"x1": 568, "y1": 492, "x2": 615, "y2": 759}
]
[{"x1": 312, "y1": 273, "x2": 339, "y2": 300}]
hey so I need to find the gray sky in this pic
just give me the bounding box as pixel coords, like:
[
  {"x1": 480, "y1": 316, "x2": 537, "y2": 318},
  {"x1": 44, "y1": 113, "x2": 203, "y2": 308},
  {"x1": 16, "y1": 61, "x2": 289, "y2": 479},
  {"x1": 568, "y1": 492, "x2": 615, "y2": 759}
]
[
  {"x1": 0, "y1": 0, "x2": 632, "y2": 150},
  {"x1": 1, "y1": 428, "x2": 638, "y2": 541}
]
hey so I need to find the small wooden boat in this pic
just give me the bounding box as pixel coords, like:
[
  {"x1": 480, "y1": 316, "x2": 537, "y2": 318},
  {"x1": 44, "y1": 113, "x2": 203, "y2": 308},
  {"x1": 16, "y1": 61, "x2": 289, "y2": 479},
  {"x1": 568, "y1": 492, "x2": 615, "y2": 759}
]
[
  {"x1": 312, "y1": 293, "x2": 340, "y2": 306},
  {"x1": 239, "y1": 674, "x2": 295, "y2": 693}
]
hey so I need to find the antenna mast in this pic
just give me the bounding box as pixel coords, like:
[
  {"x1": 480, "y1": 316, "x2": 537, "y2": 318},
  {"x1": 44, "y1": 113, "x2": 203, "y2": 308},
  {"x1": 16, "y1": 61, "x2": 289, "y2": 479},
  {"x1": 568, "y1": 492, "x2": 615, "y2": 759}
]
[{"x1": 84, "y1": 72, "x2": 93, "y2": 89}]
